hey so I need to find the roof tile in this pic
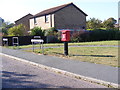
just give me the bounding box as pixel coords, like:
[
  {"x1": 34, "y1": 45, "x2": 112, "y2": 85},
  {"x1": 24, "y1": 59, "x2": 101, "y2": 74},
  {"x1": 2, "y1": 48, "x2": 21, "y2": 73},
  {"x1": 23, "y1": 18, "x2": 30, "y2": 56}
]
[{"x1": 31, "y1": 3, "x2": 87, "y2": 18}]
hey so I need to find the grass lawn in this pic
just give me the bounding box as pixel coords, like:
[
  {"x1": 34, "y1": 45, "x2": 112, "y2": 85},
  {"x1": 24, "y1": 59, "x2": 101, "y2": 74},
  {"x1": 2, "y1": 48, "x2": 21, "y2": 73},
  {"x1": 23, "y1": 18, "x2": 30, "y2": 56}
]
[
  {"x1": 6, "y1": 40, "x2": 119, "y2": 67},
  {"x1": 8, "y1": 40, "x2": 119, "y2": 49},
  {"x1": 25, "y1": 46, "x2": 118, "y2": 67},
  {"x1": 69, "y1": 40, "x2": 118, "y2": 46}
]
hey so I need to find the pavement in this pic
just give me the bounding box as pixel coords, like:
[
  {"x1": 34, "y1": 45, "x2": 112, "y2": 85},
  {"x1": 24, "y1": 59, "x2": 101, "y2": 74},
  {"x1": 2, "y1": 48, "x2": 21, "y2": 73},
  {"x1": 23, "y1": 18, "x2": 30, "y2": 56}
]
[{"x1": 1, "y1": 46, "x2": 119, "y2": 88}]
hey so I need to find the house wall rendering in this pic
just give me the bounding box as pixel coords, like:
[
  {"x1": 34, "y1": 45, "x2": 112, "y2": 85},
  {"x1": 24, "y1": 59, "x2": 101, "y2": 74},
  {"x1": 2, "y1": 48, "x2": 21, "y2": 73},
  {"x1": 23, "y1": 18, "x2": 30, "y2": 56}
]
[{"x1": 30, "y1": 14, "x2": 54, "y2": 29}]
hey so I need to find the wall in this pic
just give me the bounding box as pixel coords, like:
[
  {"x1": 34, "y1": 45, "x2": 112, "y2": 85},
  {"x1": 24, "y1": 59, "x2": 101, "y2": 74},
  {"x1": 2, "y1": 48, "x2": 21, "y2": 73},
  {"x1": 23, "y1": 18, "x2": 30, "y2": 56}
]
[{"x1": 54, "y1": 5, "x2": 86, "y2": 29}]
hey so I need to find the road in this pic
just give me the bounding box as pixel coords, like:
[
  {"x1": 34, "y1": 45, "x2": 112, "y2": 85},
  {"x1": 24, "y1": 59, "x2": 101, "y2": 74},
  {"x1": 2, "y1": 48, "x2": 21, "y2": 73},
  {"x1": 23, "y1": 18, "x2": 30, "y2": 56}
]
[{"x1": 1, "y1": 55, "x2": 107, "y2": 88}]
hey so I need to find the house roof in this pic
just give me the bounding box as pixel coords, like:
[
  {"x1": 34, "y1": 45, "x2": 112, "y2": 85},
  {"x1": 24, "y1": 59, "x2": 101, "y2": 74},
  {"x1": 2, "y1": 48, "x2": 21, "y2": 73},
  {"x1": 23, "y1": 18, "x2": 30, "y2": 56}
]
[
  {"x1": 15, "y1": 13, "x2": 33, "y2": 23},
  {"x1": 30, "y1": 2, "x2": 88, "y2": 19}
]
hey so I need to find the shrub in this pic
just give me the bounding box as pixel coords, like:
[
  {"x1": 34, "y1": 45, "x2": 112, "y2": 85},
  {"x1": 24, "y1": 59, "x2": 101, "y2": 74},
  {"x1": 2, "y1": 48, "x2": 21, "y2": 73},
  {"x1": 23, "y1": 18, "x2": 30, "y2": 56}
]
[
  {"x1": 44, "y1": 27, "x2": 61, "y2": 43},
  {"x1": 89, "y1": 29, "x2": 120, "y2": 41},
  {"x1": 1, "y1": 22, "x2": 14, "y2": 36},
  {"x1": 71, "y1": 31, "x2": 81, "y2": 42},
  {"x1": 30, "y1": 27, "x2": 44, "y2": 36},
  {"x1": 8, "y1": 24, "x2": 26, "y2": 36},
  {"x1": 57, "y1": 31, "x2": 62, "y2": 41},
  {"x1": 44, "y1": 27, "x2": 58, "y2": 36},
  {"x1": 2, "y1": 28, "x2": 8, "y2": 36},
  {"x1": 70, "y1": 29, "x2": 120, "y2": 42},
  {"x1": 71, "y1": 30, "x2": 90, "y2": 42}
]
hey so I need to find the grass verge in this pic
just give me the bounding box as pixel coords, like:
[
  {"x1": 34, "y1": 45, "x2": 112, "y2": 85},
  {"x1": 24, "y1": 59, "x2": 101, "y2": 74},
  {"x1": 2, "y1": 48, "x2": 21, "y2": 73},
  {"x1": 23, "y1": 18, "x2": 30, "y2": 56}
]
[
  {"x1": 7, "y1": 40, "x2": 119, "y2": 49},
  {"x1": 24, "y1": 46, "x2": 118, "y2": 67}
]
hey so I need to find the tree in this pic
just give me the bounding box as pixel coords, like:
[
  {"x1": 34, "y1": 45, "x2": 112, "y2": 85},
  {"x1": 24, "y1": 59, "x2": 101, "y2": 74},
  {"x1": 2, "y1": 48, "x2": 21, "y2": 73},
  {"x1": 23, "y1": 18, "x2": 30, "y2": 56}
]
[
  {"x1": 87, "y1": 18, "x2": 102, "y2": 30},
  {"x1": 1, "y1": 22, "x2": 14, "y2": 36},
  {"x1": 8, "y1": 24, "x2": 26, "y2": 36},
  {"x1": 103, "y1": 17, "x2": 117, "y2": 29},
  {"x1": 30, "y1": 27, "x2": 44, "y2": 36}
]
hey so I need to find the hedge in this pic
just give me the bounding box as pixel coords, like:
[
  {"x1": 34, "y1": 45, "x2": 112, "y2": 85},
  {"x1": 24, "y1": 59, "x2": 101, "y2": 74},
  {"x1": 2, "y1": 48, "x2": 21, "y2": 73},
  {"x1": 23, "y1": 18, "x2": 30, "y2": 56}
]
[{"x1": 70, "y1": 29, "x2": 120, "y2": 42}]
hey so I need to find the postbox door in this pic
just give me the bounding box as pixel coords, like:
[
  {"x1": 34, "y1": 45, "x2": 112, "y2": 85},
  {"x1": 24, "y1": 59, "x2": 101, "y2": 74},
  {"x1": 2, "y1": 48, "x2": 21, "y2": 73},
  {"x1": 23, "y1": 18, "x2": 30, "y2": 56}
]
[
  {"x1": 61, "y1": 30, "x2": 70, "y2": 41},
  {"x1": 62, "y1": 34, "x2": 66, "y2": 41}
]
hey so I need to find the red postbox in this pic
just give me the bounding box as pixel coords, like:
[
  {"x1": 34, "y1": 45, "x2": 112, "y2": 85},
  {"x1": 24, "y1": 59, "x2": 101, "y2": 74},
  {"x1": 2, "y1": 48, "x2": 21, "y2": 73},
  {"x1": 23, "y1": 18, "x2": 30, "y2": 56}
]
[{"x1": 61, "y1": 30, "x2": 70, "y2": 42}]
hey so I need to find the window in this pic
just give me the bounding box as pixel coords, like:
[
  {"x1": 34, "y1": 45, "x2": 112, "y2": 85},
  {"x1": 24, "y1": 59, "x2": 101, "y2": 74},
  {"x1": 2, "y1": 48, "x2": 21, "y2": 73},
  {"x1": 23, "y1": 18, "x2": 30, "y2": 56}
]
[
  {"x1": 45, "y1": 15, "x2": 49, "y2": 23},
  {"x1": 34, "y1": 17, "x2": 37, "y2": 24}
]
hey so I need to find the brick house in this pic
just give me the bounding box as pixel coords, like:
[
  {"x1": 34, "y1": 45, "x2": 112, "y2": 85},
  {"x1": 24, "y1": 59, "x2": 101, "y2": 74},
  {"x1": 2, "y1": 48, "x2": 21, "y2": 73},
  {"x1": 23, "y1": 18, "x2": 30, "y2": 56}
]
[
  {"x1": 30, "y1": 3, "x2": 88, "y2": 30},
  {"x1": 15, "y1": 14, "x2": 33, "y2": 35}
]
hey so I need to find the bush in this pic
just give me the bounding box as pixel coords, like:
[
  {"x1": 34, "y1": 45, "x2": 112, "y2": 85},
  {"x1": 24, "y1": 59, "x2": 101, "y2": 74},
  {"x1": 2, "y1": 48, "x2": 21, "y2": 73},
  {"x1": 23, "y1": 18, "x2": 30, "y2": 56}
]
[
  {"x1": 44, "y1": 27, "x2": 58, "y2": 36},
  {"x1": 2, "y1": 28, "x2": 8, "y2": 36},
  {"x1": 44, "y1": 27, "x2": 61, "y2": 43},
  {"x1": 70, "y1": 29, "x2": 120, "y2": 42},
  {"x1": 71, "y1": 31, "x2": 81, "y2": 42},
  {"x1": 8, "y1": 24, "x2": 26, "y2": 36},
  {"x1": 89, "y1": 29, "x2": 120, "y2": 41},
  {"x1": 30, "y1": 27, "x2": 44, "y2": 36},
  {"x1": 71, "y1": 30, "x2": 90, "y2": 42}
]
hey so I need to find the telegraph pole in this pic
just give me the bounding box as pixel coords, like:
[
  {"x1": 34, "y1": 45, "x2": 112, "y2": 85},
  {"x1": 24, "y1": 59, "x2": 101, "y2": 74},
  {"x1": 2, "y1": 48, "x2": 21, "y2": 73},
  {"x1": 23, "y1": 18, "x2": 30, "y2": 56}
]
[{"x1": 118, "y1": 1, "x2": 120, "y2": 30}]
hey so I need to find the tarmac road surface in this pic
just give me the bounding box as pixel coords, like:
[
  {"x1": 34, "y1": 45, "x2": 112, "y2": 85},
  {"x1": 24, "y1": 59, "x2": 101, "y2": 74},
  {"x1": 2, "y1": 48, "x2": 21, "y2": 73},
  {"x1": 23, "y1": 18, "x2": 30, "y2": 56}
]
[{"x1": 1, "y1": 55, "x2": 107, "y2": 88}]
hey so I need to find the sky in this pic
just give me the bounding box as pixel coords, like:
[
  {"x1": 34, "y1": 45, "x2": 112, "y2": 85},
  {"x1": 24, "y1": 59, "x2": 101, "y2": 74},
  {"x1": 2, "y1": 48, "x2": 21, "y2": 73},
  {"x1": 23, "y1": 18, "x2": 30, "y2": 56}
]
[{"x1": 0, "y1": 0, "x2": 119, "y2": 23}]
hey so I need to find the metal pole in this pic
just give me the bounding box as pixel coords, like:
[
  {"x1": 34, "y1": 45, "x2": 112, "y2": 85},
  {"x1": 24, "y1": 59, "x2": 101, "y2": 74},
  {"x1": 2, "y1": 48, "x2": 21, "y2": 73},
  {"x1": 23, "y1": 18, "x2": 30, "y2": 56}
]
[
  {"x1": 42, "y1": 42, "x2": 44, "y2": 54},
  {"x1": 64, "y1": 42, "x2": 68, "y2": 56},
  {"x1": 118, "y1": 17, "x2": 119, "y2": 30},
  {"x1": 118, "y1": 1, "x2": 120, "y2": 30},
  {"x1": 17, "y1": 38, "x2": 19, "y2": 49},
  {"x1": 7, "y1": 41, "x2": 8, "y2": 46},
  {"x1": 47, "y1": 36, "x2": 48, "y2": 43},
  {"x1": 39, "y1": 42, "x2": 41, "y2": 53},
  {"x1": 12, "y1": 37, "x2": 15, "y2": 49},
  {"x1": 32, "y1": 42, "x2": 34, "y2": 52},
  {"x1": 40, "y1": 42, "x2": 42, "y2": 49}
]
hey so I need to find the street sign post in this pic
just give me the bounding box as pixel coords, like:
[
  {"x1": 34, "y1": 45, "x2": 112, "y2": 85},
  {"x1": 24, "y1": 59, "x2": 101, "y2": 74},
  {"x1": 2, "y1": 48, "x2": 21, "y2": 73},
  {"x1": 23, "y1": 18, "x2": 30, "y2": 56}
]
[
  {"x1": 31, "y1": 39, "x2": 44, "y2": 54},
  {"x1": 12, "y1": 37, "x2": 19, "y2": 49},
  {"x1": 3, "y1": 38, "x2": 8, "y2": 46}
]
